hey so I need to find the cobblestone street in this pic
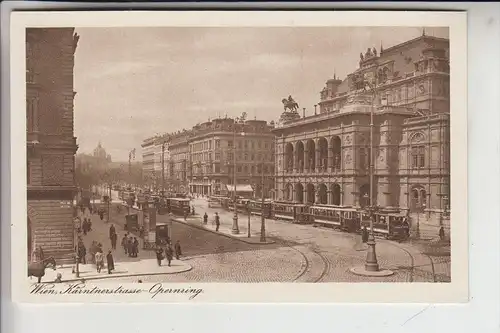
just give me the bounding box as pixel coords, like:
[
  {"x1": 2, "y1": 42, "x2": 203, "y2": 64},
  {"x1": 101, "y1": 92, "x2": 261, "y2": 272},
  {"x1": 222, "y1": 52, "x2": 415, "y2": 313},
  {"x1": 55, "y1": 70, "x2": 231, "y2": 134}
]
[{"x1": 101, "y1": 198, "x2": 450, "y2": 283}]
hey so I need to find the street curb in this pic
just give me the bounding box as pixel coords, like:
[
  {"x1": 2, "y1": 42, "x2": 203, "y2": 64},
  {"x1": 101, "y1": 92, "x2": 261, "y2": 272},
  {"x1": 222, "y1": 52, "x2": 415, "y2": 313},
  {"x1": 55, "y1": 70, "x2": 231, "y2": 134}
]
[
  {"x1": 172, "y1": 218, "x2": 275, "y2": 245},
  {"x1": 43, "y1": 265, "x2": 193, "y2": 284}
]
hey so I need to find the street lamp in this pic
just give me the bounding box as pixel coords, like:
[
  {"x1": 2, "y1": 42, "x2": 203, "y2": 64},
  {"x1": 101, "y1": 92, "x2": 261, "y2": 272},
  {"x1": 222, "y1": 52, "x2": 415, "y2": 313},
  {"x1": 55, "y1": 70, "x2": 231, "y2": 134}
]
[
  {"x1": 231, "y1": 116, "x2": 246, "y2": 235},
  {"x1": 350, "y1": 71, "x2": 393, "y2": 277},
  {"x1": 259, "y1": 162, "x2": 266, "y2": 242}
]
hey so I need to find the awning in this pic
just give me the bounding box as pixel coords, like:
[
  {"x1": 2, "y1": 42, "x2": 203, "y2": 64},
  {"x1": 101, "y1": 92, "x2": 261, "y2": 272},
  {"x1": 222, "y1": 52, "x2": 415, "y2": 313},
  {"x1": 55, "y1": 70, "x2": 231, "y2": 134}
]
[{"x1": 225, "y1": 184, "x2": 254, "y2": 192}]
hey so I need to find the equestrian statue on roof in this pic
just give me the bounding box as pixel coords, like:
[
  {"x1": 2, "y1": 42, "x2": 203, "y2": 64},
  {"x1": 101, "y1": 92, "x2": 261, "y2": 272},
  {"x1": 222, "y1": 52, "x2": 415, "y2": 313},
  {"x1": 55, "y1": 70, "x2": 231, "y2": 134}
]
[{"x1": 282, "y1": 95, "x2": 299, "y2": 113}]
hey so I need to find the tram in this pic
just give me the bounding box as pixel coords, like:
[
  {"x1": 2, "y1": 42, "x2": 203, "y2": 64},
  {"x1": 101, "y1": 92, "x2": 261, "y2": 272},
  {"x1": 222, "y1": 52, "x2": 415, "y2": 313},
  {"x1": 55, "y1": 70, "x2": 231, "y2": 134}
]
[
  {"x1": 208, "y1": 195, "x2": 227, "y2": 208},
  {"x1": 271, "y1": 201, "x2": 310, "y2": 224},
  {"x1": 166, "y1": 197, "x2": 191, "y2": 216},
  {"x1": 360, "y1": 212, "x2": 409, "y2": 240},
  {"x1": 248, "y1": 199, "x2": 273, "y2": 218},
  {"x1": 228, "y1": 198, "x2": 251, "y2": 214},
  {"x1": 309, "y1": 205, "x2": 360, "y2": 232}
]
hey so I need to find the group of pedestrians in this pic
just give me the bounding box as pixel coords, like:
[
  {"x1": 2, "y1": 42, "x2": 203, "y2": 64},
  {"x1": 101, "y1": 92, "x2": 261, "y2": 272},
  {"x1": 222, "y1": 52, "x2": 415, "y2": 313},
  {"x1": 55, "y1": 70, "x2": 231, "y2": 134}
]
[
  {"x1": 120, "y1": 233, "x2": 140, "y2": 258},
  {"x1": 203, "y1": 212, "x2": 221, "y2": 231},
  {"x1": 155, "y1": 240, "x2": 182, "y2": 267}
]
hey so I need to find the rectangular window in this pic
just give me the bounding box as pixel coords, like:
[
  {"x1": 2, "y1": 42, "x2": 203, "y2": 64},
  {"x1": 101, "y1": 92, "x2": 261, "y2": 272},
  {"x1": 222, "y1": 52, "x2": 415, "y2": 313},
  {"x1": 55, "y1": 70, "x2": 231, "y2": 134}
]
[
  {"x1": 258, "y1": 141, "x2": 262, "y2": 148},
  {"x1": 411, "y1": 146, "x2": 425, "y2": 168},
  {"x1": 418, "y1": 147, "x2": 425, "y2": 167},
  {"x1": 215, "y1": 153, "x2": 220, "y2": 160},
  {"x1": 209, "y1": 141, "x2": 212, "y2": 149},
  {"x1": 237, "y1": 166, "x2": 242, "y2": 172},
  {"x1": 216, "y1": 140, "x2": 220, "y2": 148},
  {"x1": 244, "y1": 141, "x2": 248, "y2": 149},
  {"x1": 238, "y1": 141, "x2": 243, "y2": 149},
  {"x1": 228, "y1": 140, "x2": 233, "y2": 147},
  {"x1": 228, "y1": 153, "x2": 233, "y2": 161}
]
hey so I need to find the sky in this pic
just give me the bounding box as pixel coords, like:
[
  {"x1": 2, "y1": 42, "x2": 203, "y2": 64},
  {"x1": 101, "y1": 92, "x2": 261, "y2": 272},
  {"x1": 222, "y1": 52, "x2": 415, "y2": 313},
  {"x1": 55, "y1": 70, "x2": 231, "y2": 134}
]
[{"x1": 73, "y1": 26, "x2": 448, "y2": 161}]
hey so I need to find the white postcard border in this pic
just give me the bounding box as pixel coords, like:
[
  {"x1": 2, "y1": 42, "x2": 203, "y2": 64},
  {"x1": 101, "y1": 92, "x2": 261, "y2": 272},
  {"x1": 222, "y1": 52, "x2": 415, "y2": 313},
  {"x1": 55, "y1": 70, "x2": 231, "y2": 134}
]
[{"x1": 10, "y1": 10, "x2": 468, "y2": 303}]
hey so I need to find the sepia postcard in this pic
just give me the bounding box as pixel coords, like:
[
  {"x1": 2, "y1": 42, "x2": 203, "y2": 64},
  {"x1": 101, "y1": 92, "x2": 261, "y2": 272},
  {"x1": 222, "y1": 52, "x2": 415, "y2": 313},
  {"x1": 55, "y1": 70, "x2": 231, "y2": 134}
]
[{"x1": 10, "y1": 10, "x2": 468, "y2": 303}]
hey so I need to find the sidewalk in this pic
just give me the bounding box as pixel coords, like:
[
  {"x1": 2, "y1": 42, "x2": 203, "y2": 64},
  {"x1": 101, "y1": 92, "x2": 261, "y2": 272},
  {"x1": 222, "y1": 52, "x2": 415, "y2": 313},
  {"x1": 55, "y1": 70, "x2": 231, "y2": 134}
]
[
  {"x1": 34, "y1": 209, "x2": 191, "y2": 283},
  {"x1": 35, "y1": 258, "x2": 191, "y2": 283},
  {"x1": 172, "y1": 215, "x2": 275, "y2": 245}
]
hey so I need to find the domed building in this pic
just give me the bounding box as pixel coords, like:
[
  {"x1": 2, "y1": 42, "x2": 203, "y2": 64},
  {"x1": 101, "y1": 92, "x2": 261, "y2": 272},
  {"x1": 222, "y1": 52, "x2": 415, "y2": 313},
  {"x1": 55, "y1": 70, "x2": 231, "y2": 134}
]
[{"x1": 93, "y1": 141, "x2": 112, "y2": 163}]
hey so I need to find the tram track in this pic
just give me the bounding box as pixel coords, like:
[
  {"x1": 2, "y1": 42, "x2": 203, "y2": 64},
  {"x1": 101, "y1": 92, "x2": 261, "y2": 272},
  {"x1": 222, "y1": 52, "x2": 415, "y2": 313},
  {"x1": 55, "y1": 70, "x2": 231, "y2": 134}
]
[
  {"x1": 382, "y1": 240, "x2": 437, "y2": 282},
  {"x1": 269, "y1": 236, "x2": 331, "y2": 283}
]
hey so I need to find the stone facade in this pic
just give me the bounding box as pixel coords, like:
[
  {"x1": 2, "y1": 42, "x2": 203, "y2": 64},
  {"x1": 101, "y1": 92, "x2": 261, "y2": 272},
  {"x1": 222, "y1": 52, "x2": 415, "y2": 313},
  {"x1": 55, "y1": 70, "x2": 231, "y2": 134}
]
[
  {"x1": 141, "y1": 134, "x2": 171, "y2": 190},
  {"x1": 187, "y1": 118, "x2": 275, "y2": 197},
  {"x1": 168, "y1": 131, "x2": 191, "y2": 193},
  {"x1": 273, "y1": 34, "x2": 450, "y2": 233},
  {"x1": 27, "y1": 28, "x2": 79, "y2": 263}
]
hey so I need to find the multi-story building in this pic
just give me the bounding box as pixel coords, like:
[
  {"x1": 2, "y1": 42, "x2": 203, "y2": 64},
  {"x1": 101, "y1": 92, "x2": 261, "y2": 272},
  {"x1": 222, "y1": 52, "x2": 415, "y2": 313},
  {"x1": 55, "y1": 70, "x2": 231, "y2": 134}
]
[
  {"x1": 27, "y1": 28, "x2": 80, "y2": 263},
  {"x1": 141, "y1": 134, "x2": 170, "y2": 190},
  {"x1": 141, "y1": 135, "x2": 157, "y2": 186},
  {"x1": 188, "y1": 118, "x2": 275, "y2": 198},
  {"x1": 273, "y1": 33, "x2": 450, "y2": 233},
  {"x1": 169, "y1": 130, "x2": 191, "y2": 193}
]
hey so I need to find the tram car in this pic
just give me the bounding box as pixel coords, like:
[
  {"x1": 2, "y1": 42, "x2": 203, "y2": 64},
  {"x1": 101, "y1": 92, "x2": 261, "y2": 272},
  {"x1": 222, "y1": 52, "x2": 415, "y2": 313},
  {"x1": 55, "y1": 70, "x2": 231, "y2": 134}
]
[
  {"x1": 271, "y1": 201, "x2": 310, "y2": 224},
  {"x1": 309, "y1": 205, "x2": 360, "y2": 232},
  {"x1": 359, "y1": 211, "x2": 409, "y2": 240},
  {"x1": 166, "y1": 197, "x2": 191, "y2": 216},
  {"x1": 228, "y1": 198, "x2": 251, "y2": 214},
  {"x1": 248, "y1": 199, "x2": 273, "y2": 218},
  {"x1": 208, "y1": 195, "x2": 227, "y2": 208}
]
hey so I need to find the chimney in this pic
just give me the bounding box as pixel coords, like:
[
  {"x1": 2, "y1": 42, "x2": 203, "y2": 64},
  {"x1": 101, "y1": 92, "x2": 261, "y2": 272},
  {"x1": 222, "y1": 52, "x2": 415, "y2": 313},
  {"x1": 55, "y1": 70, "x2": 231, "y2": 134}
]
[
  {"x1": 302, "y1": 108, "x2": 306, "y2": 118},
  {"x1": 314, "y1": 105, "x2": 317, "y2": 115}
]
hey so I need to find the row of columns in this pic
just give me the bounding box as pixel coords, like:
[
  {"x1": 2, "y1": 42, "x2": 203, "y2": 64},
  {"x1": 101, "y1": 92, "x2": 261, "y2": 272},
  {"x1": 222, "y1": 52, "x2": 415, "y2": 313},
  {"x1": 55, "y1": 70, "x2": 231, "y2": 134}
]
[
  {"x1": 286, "y1": 142, "x2": 342, "y2": 173},
  {"x1": 284, "y1": 185, "x2": 342, "y2": 205}
]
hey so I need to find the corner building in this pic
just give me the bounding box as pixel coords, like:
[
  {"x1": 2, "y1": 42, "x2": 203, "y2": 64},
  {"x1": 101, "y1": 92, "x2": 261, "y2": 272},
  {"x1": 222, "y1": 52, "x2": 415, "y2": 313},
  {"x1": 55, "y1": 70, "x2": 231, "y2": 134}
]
[
  {"x1": 188, "y1": 118, "x2": 275, "y2": 197},
  {"x1": 273, "y1": 34, "x2": 450, "y2": 230},
  {"x1": 27, "y1": 28, "x2": 80, "y2": 263}
]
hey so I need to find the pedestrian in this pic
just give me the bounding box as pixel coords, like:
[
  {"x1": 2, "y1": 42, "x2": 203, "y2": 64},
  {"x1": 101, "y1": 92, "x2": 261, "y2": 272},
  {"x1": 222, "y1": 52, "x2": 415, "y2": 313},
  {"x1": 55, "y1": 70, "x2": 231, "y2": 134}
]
[
  {"x1": 99, "y1": 210, "x2": 104, "y2": 221},
  {"x1": 183, "y1": 210, "x2": 188, "y2": 221},
  {"x1": 127, "y1": 237, "x2": 133, "y2": 257},
  {"x1": 164, "y1": 244, "x2": 173, "y2": 267},
  {"x1": 203, "y1": 212, "x2": 208, "y2": 225},
  {"x1": 155, "y1": 246, "x2": 164, "y2": 266},
  {"x1": 82, "y1": 218, "x2": 88, "y2": 235},
  {"x1": 77, "y1": 241, "x2": 86, "y2": 264},
  {"x1": 439, "y1": 226, "x2": 445, "y2": 241},
  {"x1": 121, "y1": 235, "x2": 128, "y2": 255},
  {"x1": 133, "y1": 237, "x2": 139, "y2": 257},
  {"x1": 174, "y1": 240, "x2": 182, "y2": 260},
  {"x1": 139, "y1": 225, "x2": 144, "y2": 238},
  {"x1": 215, "y1": 212, "x2": 220, "y2": 232},
  {"x1": 54, "y1": 273, "x2": 62, "y2": 283},
  {"x1": 402, "y1": 218, "x2": 410, "y2": 239},
  {"x1": 111, "y1": 232, "x2": 118, "y2": 250},
  {"x1": 361, "y1": 226, "x2": 369, "y2": 243},
  {"x1": 106, "y1": 250, "x2": 115, "y2": 274},
  {"x1": 95, "y1": 250, "x2": 104, "y2": 273},
  {"x1": 109, "y1": 224, "x2": 116, "y2": 239}
]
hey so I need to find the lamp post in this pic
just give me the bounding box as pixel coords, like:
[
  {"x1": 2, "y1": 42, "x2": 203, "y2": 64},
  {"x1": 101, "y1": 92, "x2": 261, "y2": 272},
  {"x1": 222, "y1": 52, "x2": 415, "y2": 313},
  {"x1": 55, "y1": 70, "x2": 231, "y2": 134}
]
[
  {"x1": 161, "y1": 142, "x2": 165, "y2": 198},
  {"x1": 350, "y1": 72, "x2": 392, "y2": 276},
  {"x1": 73, "y1": 216, "x2": 80, "y2": 277},
  {"x1": 231, "y1": 119, "x2": 240, "y2": 234},
  {"x1": 260, "y1": 162, "x2": 266, "y2": 242},
  {"x1": 363, "y1": 75, "x2": 380, "y2": 272}
]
